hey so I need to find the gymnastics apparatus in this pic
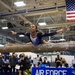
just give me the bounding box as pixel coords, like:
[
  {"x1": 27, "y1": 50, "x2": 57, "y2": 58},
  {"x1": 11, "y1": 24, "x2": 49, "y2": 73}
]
[
  {"x1": 0, "y1": 25, "x2": 74, "y2": 52},
  {"x1": 0, "y1": 41, "x2": 75, "y2": 52}
]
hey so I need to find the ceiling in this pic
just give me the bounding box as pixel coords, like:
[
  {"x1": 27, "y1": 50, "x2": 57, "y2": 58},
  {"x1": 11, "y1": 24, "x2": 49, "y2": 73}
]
[{"x1": 0, "y1": 0, "x2": 75, "y2": 44}]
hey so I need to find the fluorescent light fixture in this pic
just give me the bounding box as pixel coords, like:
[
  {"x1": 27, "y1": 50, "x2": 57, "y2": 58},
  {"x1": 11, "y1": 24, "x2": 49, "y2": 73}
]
[
  {"x1": 14, "y1": 1, "x2": 26, "y2": 7},
  {"x1": 2, "y1": 27, "x2": 8, "y2": 29},
  {"x1": 0, "y1": 44, "x2": 4, "y2": 47},
  {"x1": 19, "y1": 34, "x2": 25, "y2": 37},
  {"x1": 60, "y1": 38, "x2": 65, "y2": 41},
  {"x1": 1, "y1": 19, "x2": 7, "y2": 23},
  {"x1": 38, "y1": 22, "x2": 47, "y2": 26}
]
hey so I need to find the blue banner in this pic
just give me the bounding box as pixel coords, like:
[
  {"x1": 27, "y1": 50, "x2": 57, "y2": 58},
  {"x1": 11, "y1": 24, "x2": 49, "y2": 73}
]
[{"x1": 32, "y1": 68, "x2": 75, "y2": 75}]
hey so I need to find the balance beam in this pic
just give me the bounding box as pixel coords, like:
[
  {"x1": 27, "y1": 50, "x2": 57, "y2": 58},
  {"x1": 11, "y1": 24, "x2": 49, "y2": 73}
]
[{"x1": 0, "y1": 41, "x2": 75, "y2": 52}]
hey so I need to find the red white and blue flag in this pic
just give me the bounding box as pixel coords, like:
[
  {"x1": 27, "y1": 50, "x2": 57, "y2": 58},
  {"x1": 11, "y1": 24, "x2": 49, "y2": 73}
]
[{"x1": 66, "y1": 0, "x2": 75, "y2": 22}]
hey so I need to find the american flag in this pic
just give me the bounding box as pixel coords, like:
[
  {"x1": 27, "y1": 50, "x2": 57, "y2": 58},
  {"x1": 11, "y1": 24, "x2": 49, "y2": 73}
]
[{"x1": 66, "y1": 0, "x2": 75, "y2": 22}]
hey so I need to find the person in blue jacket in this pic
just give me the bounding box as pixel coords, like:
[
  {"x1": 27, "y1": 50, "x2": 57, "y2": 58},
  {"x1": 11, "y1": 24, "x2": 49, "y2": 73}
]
[{"x1": 11, "y1": 24, "x2": 66, "y2": 46}]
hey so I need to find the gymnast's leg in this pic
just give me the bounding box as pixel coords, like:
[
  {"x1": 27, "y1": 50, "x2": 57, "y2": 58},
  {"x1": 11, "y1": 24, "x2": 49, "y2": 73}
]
[
  {"x1": 42, "y1": 40, "x2": 52, "y2": 44},
  {"x1": 25, "y1": 42, "x2": 32, "y2": 45},
  {"x1": 5, "y1": 42, "x2": 33, "y2": 46},
  {"x1": 5, "y1": 41, "x2": 75, "y2": 46},
  {"x1": 42, "y1": 40, "x2": 75, "y2": 44}
]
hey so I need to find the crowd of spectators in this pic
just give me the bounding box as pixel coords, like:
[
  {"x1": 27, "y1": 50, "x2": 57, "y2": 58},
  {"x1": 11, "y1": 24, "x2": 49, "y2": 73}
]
[
  {"x1": 0, "y1": 52, "x2": 31, "y2": 75},
  {"x1": 0, "y1": 52, "x2": 75, "y2": 75}
]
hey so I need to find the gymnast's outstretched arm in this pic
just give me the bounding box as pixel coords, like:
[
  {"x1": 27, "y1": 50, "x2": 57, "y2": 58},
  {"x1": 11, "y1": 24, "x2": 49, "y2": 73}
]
[{"x1": 41, "y1": 28, "x2": 66, "y2": 37}]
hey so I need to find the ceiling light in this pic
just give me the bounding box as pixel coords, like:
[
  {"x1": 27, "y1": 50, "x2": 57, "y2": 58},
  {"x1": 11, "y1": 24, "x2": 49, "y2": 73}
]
[
  {"x1": 14, "y1": 1, "x2": 26, "y2": 7},
  {"x1": 2, "y1": 27, "x2": 8, "y2": 29},
  {"x1": 0, "y1": 44, "x2": 4, "y2": 47},
  {"x1": 19, "y1": 34, "x2": 25, "y2": 37},
  {"x1": 38, "y1": 22, "x2": 47, "y2": 26},
  {"x1": 60, "y1": 38, "x2": 65, "y2": 41},
  {"x1": 1, "y1": 19, "x2": 7, "y2": 23}
]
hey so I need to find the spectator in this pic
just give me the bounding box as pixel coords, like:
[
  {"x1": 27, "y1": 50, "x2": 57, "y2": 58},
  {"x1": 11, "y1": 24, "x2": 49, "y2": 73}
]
[
  {"x1": 41, "y1": 57, "x2": 50, "y2": 67},
  {"x1": 33, "y1": 54, "x2": 41, "y2": 67},
  {"x1": 0, "y1": 54, "x2": 3, "y2": 74},
  {"x1": 55, "y1": 53, "x2": 62, "y2": 67},
  {"x1": 3, "y1": 53, "x2": 11, "y2": 75},
  {"x1": 61, "y1": 58, "x2": 68, "y2": 68},
  {"x1": 20, "y1": 54, "x2": 31, "y2": 75},
  {"x1": 72, "y1": 54, "x2": 75, "y2": 68},
  {"x1": 29, "y1": 56, "x2": 33, "y2": 63},
  {"x1": 9, "y1": 52, "x2": 18, "y2": 73}
]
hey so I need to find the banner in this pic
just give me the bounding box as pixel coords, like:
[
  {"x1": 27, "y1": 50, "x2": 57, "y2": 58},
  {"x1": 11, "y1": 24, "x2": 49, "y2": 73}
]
[{"x1": 32, "y1": 67, "x2": 75, "y2": 75}]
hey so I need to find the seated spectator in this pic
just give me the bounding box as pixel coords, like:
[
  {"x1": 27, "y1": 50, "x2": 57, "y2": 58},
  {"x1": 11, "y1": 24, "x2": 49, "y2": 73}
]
[
  {"x1": 41, "y1": 57, "x2": 50, "y2": 67},
  {"x1": 61, "y1": 58, "x2": 68, "y2": 68}
]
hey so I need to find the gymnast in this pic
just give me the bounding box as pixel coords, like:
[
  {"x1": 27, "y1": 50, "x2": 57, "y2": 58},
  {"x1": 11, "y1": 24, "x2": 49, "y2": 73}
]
[{"x1": 9, "y1": 24, "x2": 66, "y2": 46}]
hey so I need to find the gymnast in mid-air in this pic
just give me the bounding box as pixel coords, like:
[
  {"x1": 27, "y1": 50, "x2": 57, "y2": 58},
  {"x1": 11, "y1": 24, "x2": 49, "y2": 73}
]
[{"x1": 10, "y1": 24, "x2": 66, "y2": 46}]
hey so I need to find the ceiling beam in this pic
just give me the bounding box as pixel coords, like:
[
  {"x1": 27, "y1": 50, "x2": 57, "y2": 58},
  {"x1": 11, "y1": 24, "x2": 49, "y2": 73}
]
[
  {"x1": 24, "y1": 9, "x2": 66, "y2": 17},
  {"x1": 0, "y1": 0, "x2": 32, "y2": 24},
  {"x1": 38, "y1": 22, "x2": 75, "y2": 29}
]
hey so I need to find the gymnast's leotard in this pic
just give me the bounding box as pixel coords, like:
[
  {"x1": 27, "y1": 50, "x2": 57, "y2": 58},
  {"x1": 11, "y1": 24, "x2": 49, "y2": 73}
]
[{"x1": 25, "y1": 31, "x2": 57, "y2": 45}]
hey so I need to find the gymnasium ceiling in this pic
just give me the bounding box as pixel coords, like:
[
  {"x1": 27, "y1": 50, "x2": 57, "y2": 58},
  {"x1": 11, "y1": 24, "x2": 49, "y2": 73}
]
[{"x1": 0, "y1": 0, "x2": 75, "y2": 43}]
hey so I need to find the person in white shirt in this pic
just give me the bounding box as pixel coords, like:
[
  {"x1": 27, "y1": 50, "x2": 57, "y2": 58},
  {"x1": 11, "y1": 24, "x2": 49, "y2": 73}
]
[
  {"x1": 72, "y1": 54, "x2": 75, "y2": 68},
  {"x1": 33, "y1": 54, "x2": 41, "y2": 67}
]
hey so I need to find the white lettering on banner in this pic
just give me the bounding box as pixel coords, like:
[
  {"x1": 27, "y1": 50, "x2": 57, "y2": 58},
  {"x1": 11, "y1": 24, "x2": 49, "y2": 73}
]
[
  {"x1": 46, "y1": 70, "x2": 50, "y2": 75},
  {"x1": 35, "y1": 70, "x2": 44, "y2": 75},
  {"x1": 35, "y1": 70, "x2": 39, "y2": 75},
  {"x1": 62, "y1": 70, "x2": 67, "y2": 75},
  {"x1": 50, "y1": 70, "x2": 54, "y2": 75},
  {"x1": 54, "y1": 70, "x2": 59, "y2": 75},
  {"x1": 40, "y1": 70, "x2": 44, "y2": 75},
  {"x1": 35, "y1": 70, "x2": 67, "y2": 75}
]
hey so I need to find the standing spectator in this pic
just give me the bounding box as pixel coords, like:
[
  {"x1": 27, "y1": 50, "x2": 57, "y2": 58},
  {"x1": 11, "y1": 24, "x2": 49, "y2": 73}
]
[
  {"x1": 3, "y1": 53, "x2": 11, "y2": 75},
  {"x1": 29, "y1": 56, "x2": 33, "y2": 64},
  {"x1": 39, "y1": 56, "x2": 42, "y2": 63},
  {"x1": 20, "y1": 54, "x2": 30, "y2": 75},
  {"x1": 17, "y1": 54, "x2": 22, "y2": 75},
  {"x1": 0, "y1": 54, "x2": 3, "y2": 74},
  {"x1": 72, "y1": 54, "x2": 75, "y2": 68},
  {"x1": 55, "y1": 53, "x2": 62, "y2": 68},
  {"x1": 9, "y1": 52, "x2": 18, "y2": 73},
  {"x1": 33, "y1": 54, "x2": 42, "y2": 67},
  {"x1": 2, "y1": 54, "x2": 5, "y2": 74}
]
